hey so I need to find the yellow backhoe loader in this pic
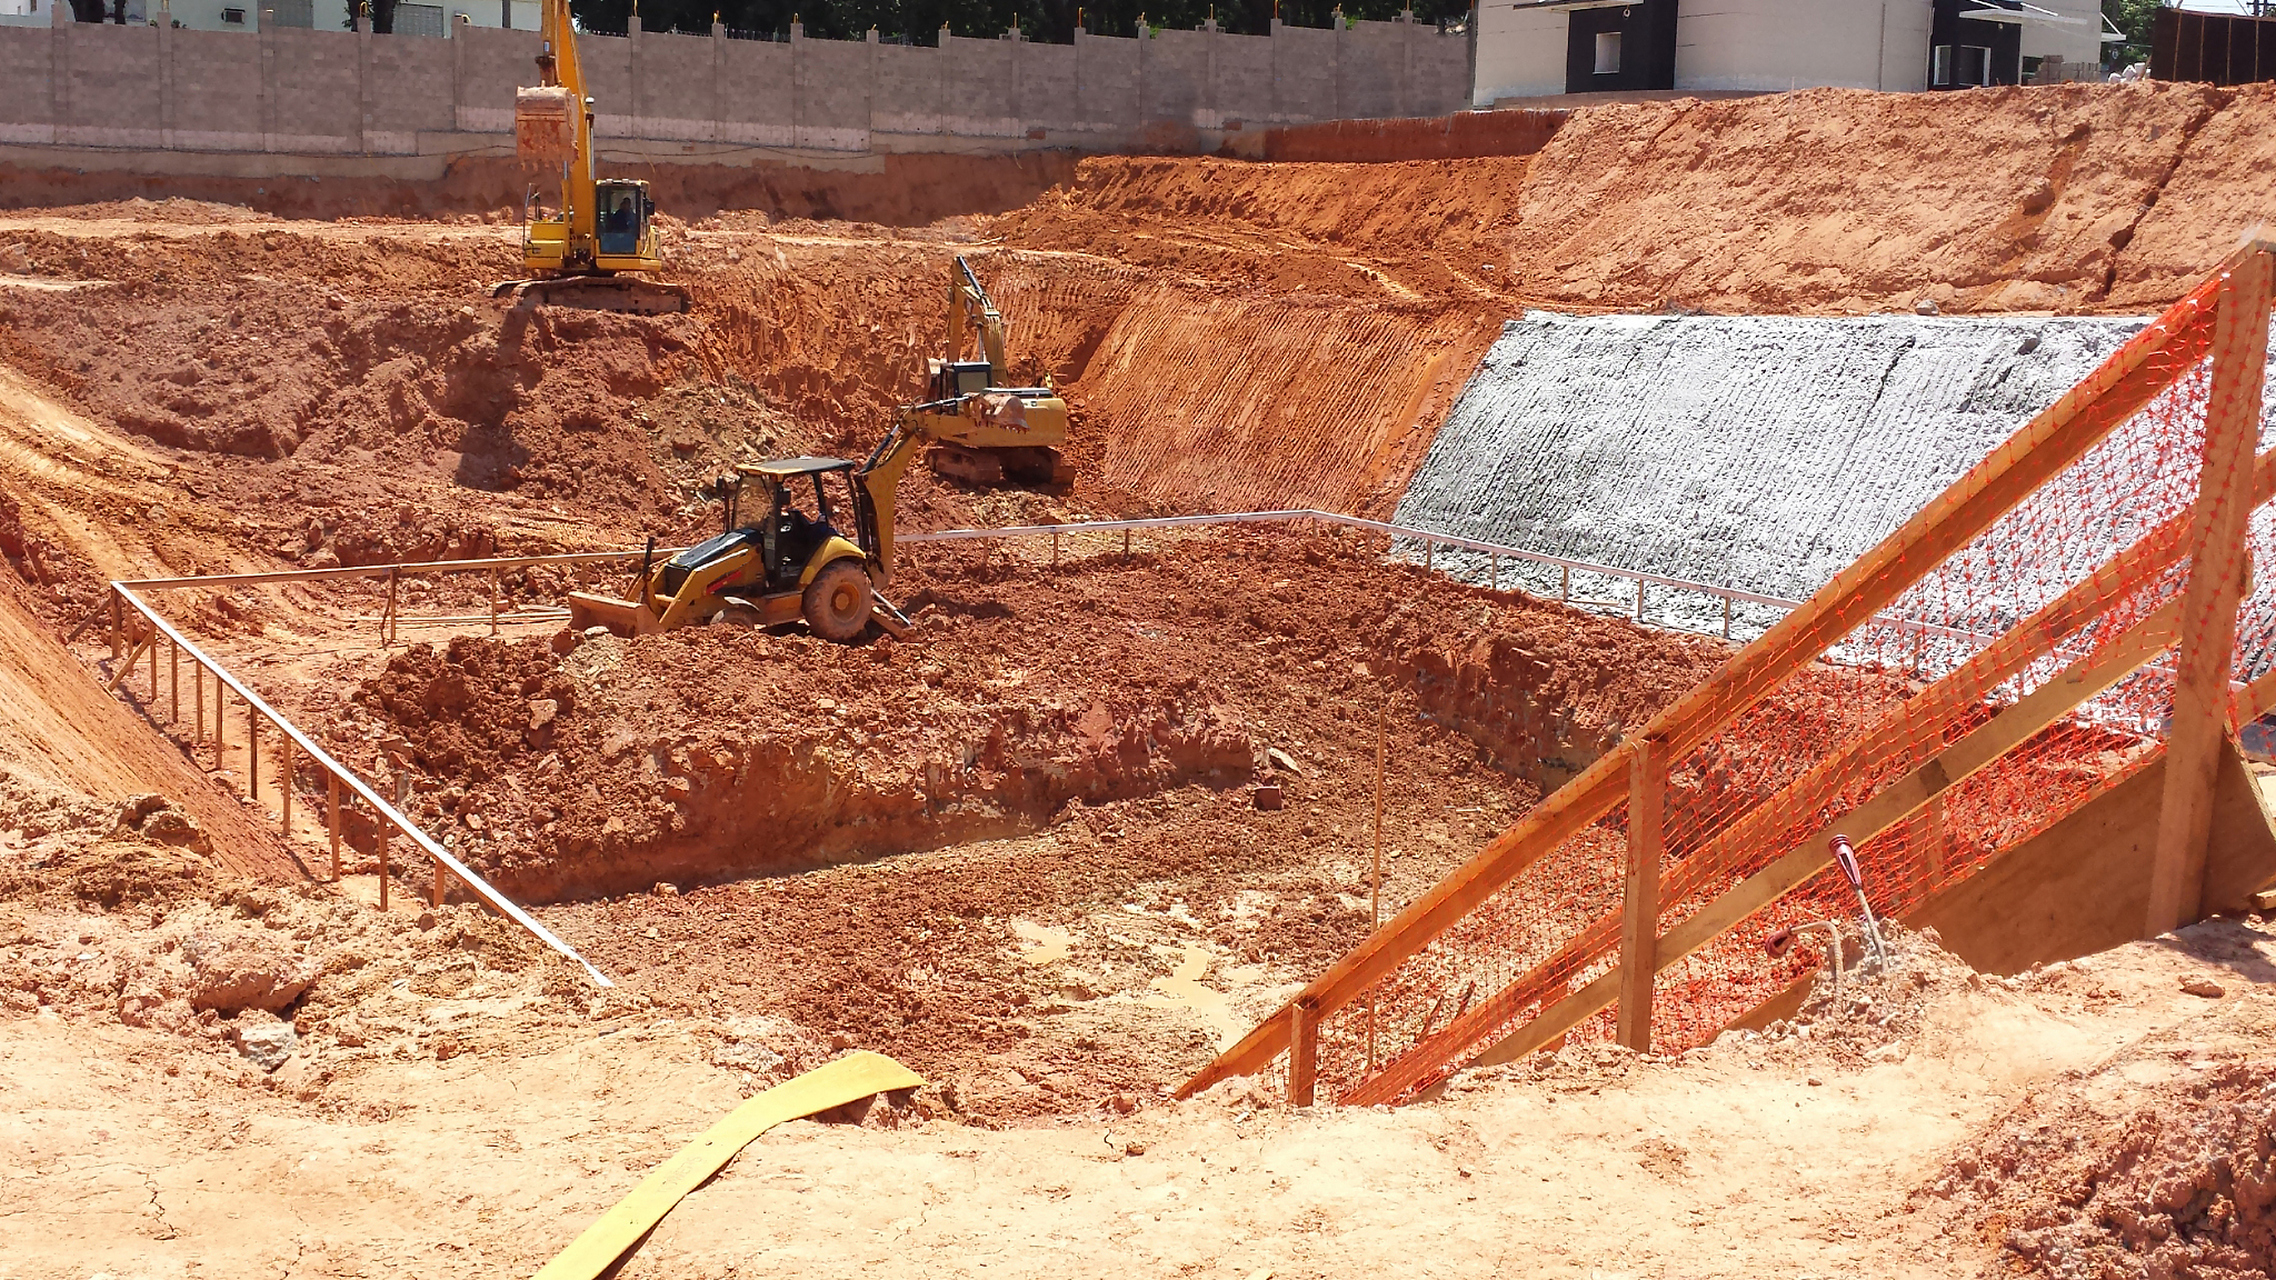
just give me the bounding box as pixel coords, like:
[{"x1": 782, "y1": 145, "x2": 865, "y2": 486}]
[
  {"x1": 907, "y1": 256, "x2": 1071, "y2": 486},
  {"x1": 565, "y1": 410, "x2": 947, "y2": 643},
  {"x1": 491, "y1": 0, "x2": 689, "y2": 314}
]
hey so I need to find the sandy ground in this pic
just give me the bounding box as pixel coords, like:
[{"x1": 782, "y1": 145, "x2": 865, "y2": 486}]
[{"x1": 4, "y1": 892, "x2": 2269, "y2": 1278}]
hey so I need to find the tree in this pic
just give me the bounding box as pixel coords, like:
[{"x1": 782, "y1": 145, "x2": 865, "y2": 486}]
[
  {"x1": 2102, "y1": 0, "x2": 2158, "y2": 70},
  {"x1": 346, "y1": 0, "x2": 402, "y2": 32}
]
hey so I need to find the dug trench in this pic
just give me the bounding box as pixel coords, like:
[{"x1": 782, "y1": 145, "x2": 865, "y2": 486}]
[{"x1": 228, "y1": 528, "x2": 1728, "y2": 1114}]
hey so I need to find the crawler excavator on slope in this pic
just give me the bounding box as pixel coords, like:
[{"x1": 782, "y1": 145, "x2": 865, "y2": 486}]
[
  {"x1": 566, "y1": 408, "x2": 956, "y2": 643},
  {"x1": 491, "y1": 0, "x2": 689, "y2": 314},
  {"x1": 906, "y1": 256, "x2": 1071, "y2": 486}
]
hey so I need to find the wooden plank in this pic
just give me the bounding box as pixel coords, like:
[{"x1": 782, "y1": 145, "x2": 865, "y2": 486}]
[
  {"x1": 2151, "y1": 248, "x2": 2274, "y2": 934},
  {"x1": 116, "y1": 545, "x2": 668, "y2": 592},
  {"x1": 1617, "y1": 736, "x2": 1666, "y2": 1052},
  {"x1": 1912, "y1": 737, "x2": 2276, "y2": 974},
  {"x1": 1473, "y1": 969, "x2": 1618, "y2": 1070},
  {"x1": 102, "y1": 631, "x2": 154, "y2": 694},
  {"x1": 530, "y1": 1052, "x2": 924, "y2": 1280},
  {"x1": 1453, "y1": 600, "x2": 2183, "y2": 1084},
  {"x1": 1288, "y1": 998, "x2": 1318, "y2": 1107}
]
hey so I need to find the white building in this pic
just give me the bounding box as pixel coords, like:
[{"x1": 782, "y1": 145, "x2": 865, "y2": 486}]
[{"x1": 1473, "y1": 0, "x2": 2114, "y2": 103}]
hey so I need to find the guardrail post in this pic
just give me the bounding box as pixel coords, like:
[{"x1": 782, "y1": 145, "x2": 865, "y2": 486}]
[
  {"x1": 489, "y1": 568, "x2": 501, "y2": 636},
  {"x1": 247, "y1": 705, "x2": 259, "y2": 802},
  {"x1": 383, "y1": 567, "x2": 400, "y2": 645},
  {"x1": 194, "y1": 660, "x2": 205, "y2": 741},
  {"x1": 433, "y1": 855, "x2": 445, "y2": 908},
  {"x1": 1289, "y1": 995, "x2": 1319, "y2": 1107},
  {"x1": 169, "y1": 639, "x2": 179, "y2": 723},
  {"x1": 1723, "y1": 596, "x2": 1733, "y2": 639},
  {"x1": 215, "y1": 683, "x2": 226, "y2": 763},
  {"x1": 148, "y1": 630, "x2": 159, "y2": 701},
  {"x1": 109, "y1": 589, "x2": 120, "y2": 660},
  {"x1": 1633, "y1": 577, "x2": 1644, "y2": 621},
  {"x1": 1490, "y1": 552, "x2": 1498, "y2": 592},
  {"x1": 1617, "y1": 736, "x2": 1667, "y2": 1052},
  {"x1": 279, "y1": 739, "x2": 292, "y2": 835},
  {"x1": 1423, "y1": 540, "x2": 1433, "y2": 574},
  {"x1": 328, "y1": 772, "x2": 341, "y2": 881},
  {"x1": 1560, "y1": 564, "x2": 1570, "y2": 603}
]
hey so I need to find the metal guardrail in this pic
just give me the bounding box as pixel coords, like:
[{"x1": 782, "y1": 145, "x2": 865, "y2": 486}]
[{"x1": 102, "y1": 584, "x2": 612, "y2": 987}]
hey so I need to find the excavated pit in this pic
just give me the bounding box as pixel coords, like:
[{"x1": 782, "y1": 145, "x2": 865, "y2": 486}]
[{"x1": 9, "y1": 83, "x2": 2276, "y2": 1132}]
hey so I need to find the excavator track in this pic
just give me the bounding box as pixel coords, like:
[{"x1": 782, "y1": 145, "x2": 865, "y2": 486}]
[{"x1": 491, "y1": 275, "x2": 690, "y2": 315}]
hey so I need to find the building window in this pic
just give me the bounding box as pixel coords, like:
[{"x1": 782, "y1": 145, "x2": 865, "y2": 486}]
[
  {"x1": 269, "y1": 0, "x2": 312, "y2": 26},
  {"x1": 1956, "y1": 44, "x2": 1991, "y2": 84},
  {"x1": 1931, "y1": 44, "x2": 1952, "y2": 84},
  {"x1": 1594, "y1": 30, "x2": 1622, "y2": 76},
  {"x1": 394, "y1": 1, "x2": 445, "y2": 34},
  {"x1": 221, "y1": 6, "x2": 245, "y2": 20}
]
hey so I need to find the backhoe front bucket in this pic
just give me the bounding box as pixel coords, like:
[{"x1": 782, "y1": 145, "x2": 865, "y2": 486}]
[{"x1": 566, "y1": 591, "x2": 648, "y2": 637}]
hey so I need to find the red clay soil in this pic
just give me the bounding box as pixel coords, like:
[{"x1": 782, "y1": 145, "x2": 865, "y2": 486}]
[
  {"x1": 0, "y1": 150, "x2": 1085, "y2": 226},
  {"x1": 1928, "y1": 1045, "x2": 2276, "y2": 1279},
  {"x1": 306, "y1": 527, "x2": 1729, "y2": 904},
  {"x1": 1502, "y1": 82, "x2": 2258, "y2": 315}
]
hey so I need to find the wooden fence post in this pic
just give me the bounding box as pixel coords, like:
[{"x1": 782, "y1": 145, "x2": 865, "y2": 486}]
[
  {"x1": 279, "y1": 739, "x2": 292, "y2": 835},
  {"x1": 2149, "y1": 248, "x2": 2273, "y2": 934},
  {"x1": 1289, "y1": 995, "x2": 1319, "y2": 1107},
  {"x1": 1617, "y1": 736, "x2": 1667, "y2": 1052},
  {"x1": 194, "y1": 661, "x2": 204, "y2": 741},
  {"x1": 328, "y1": 772, "x2": 341, "y2": 882},
  {"x1": 169, "y1": 640, "x2": 179, "y2": 723}
]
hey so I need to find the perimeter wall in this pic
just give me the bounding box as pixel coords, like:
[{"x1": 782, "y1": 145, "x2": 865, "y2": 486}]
[{"x1": 0, "y1": 11, "x2": 1472, "y2": 166}]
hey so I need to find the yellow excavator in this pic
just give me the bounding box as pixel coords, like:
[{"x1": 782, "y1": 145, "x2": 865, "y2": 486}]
[
  {"x1": 491, "y1": 0, "x2": 689, "y2": 314},
  {"x1": 908, "y1": 256, "x2": 1071, "y2": 485},
  {"x1": 566, "y1": 410, "x2": 951, "y2": 643}
]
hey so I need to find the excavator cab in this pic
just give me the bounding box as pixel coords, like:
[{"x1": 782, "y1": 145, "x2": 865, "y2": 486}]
[{"x1": 594, "y1": 180, "x2": 653, "y2": 259}]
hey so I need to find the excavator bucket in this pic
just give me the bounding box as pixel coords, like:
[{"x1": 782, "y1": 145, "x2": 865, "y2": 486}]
[{"x1": 515, "y1": 86, "x2": 578, "y2": 166}]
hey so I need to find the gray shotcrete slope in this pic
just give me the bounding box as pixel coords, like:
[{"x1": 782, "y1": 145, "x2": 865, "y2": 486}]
[{"x1": 1393, "y1": 311, "x2": 2150, "y2": 631}]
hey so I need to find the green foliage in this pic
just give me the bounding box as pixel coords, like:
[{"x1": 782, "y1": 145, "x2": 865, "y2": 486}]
[
  {"x1": 568, "y1": 0, "x2": 1469, "y2": 42},
  {"x1": 2101, "y1": 0, "x2": 2158, "y2": 69}
]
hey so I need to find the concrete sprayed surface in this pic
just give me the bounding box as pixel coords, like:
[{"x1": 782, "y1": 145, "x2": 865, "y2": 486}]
[{"x1": 1395, "y1": 312, "x2": 2149, "y2": 619}]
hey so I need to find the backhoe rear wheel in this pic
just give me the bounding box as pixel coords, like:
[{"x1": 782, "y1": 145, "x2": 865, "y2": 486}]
[{"x1": 802, "y1": 560, "x2": 873, "y2": 643}]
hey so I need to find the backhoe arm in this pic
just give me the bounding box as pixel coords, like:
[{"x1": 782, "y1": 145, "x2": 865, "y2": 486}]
[
  {"x1": 856, "y1": 410, "x2": 936, "y2": 586},
  {"x1": 950, "y1": 256, "x2": 1009, "y2": 373}
]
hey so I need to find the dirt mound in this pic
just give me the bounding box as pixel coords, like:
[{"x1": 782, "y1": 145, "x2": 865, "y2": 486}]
[
  {"x1": 1931, "y1": 1059, "x2": 2276, "y2": 1279},
  {"x1": 350, "y1": 635, "x2": 577, "y2": 781},
  {"x1": 1506, "y1": 82, "x2": 2240, "y2": 314},
  {"x1": 311, "y1": 527, "x2": 1722, "y2": 908}
]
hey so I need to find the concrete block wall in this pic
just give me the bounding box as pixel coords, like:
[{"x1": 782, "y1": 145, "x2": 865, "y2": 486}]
[{"x1": 0, "y1": 11, "x2": 1470, "y2": 164}]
